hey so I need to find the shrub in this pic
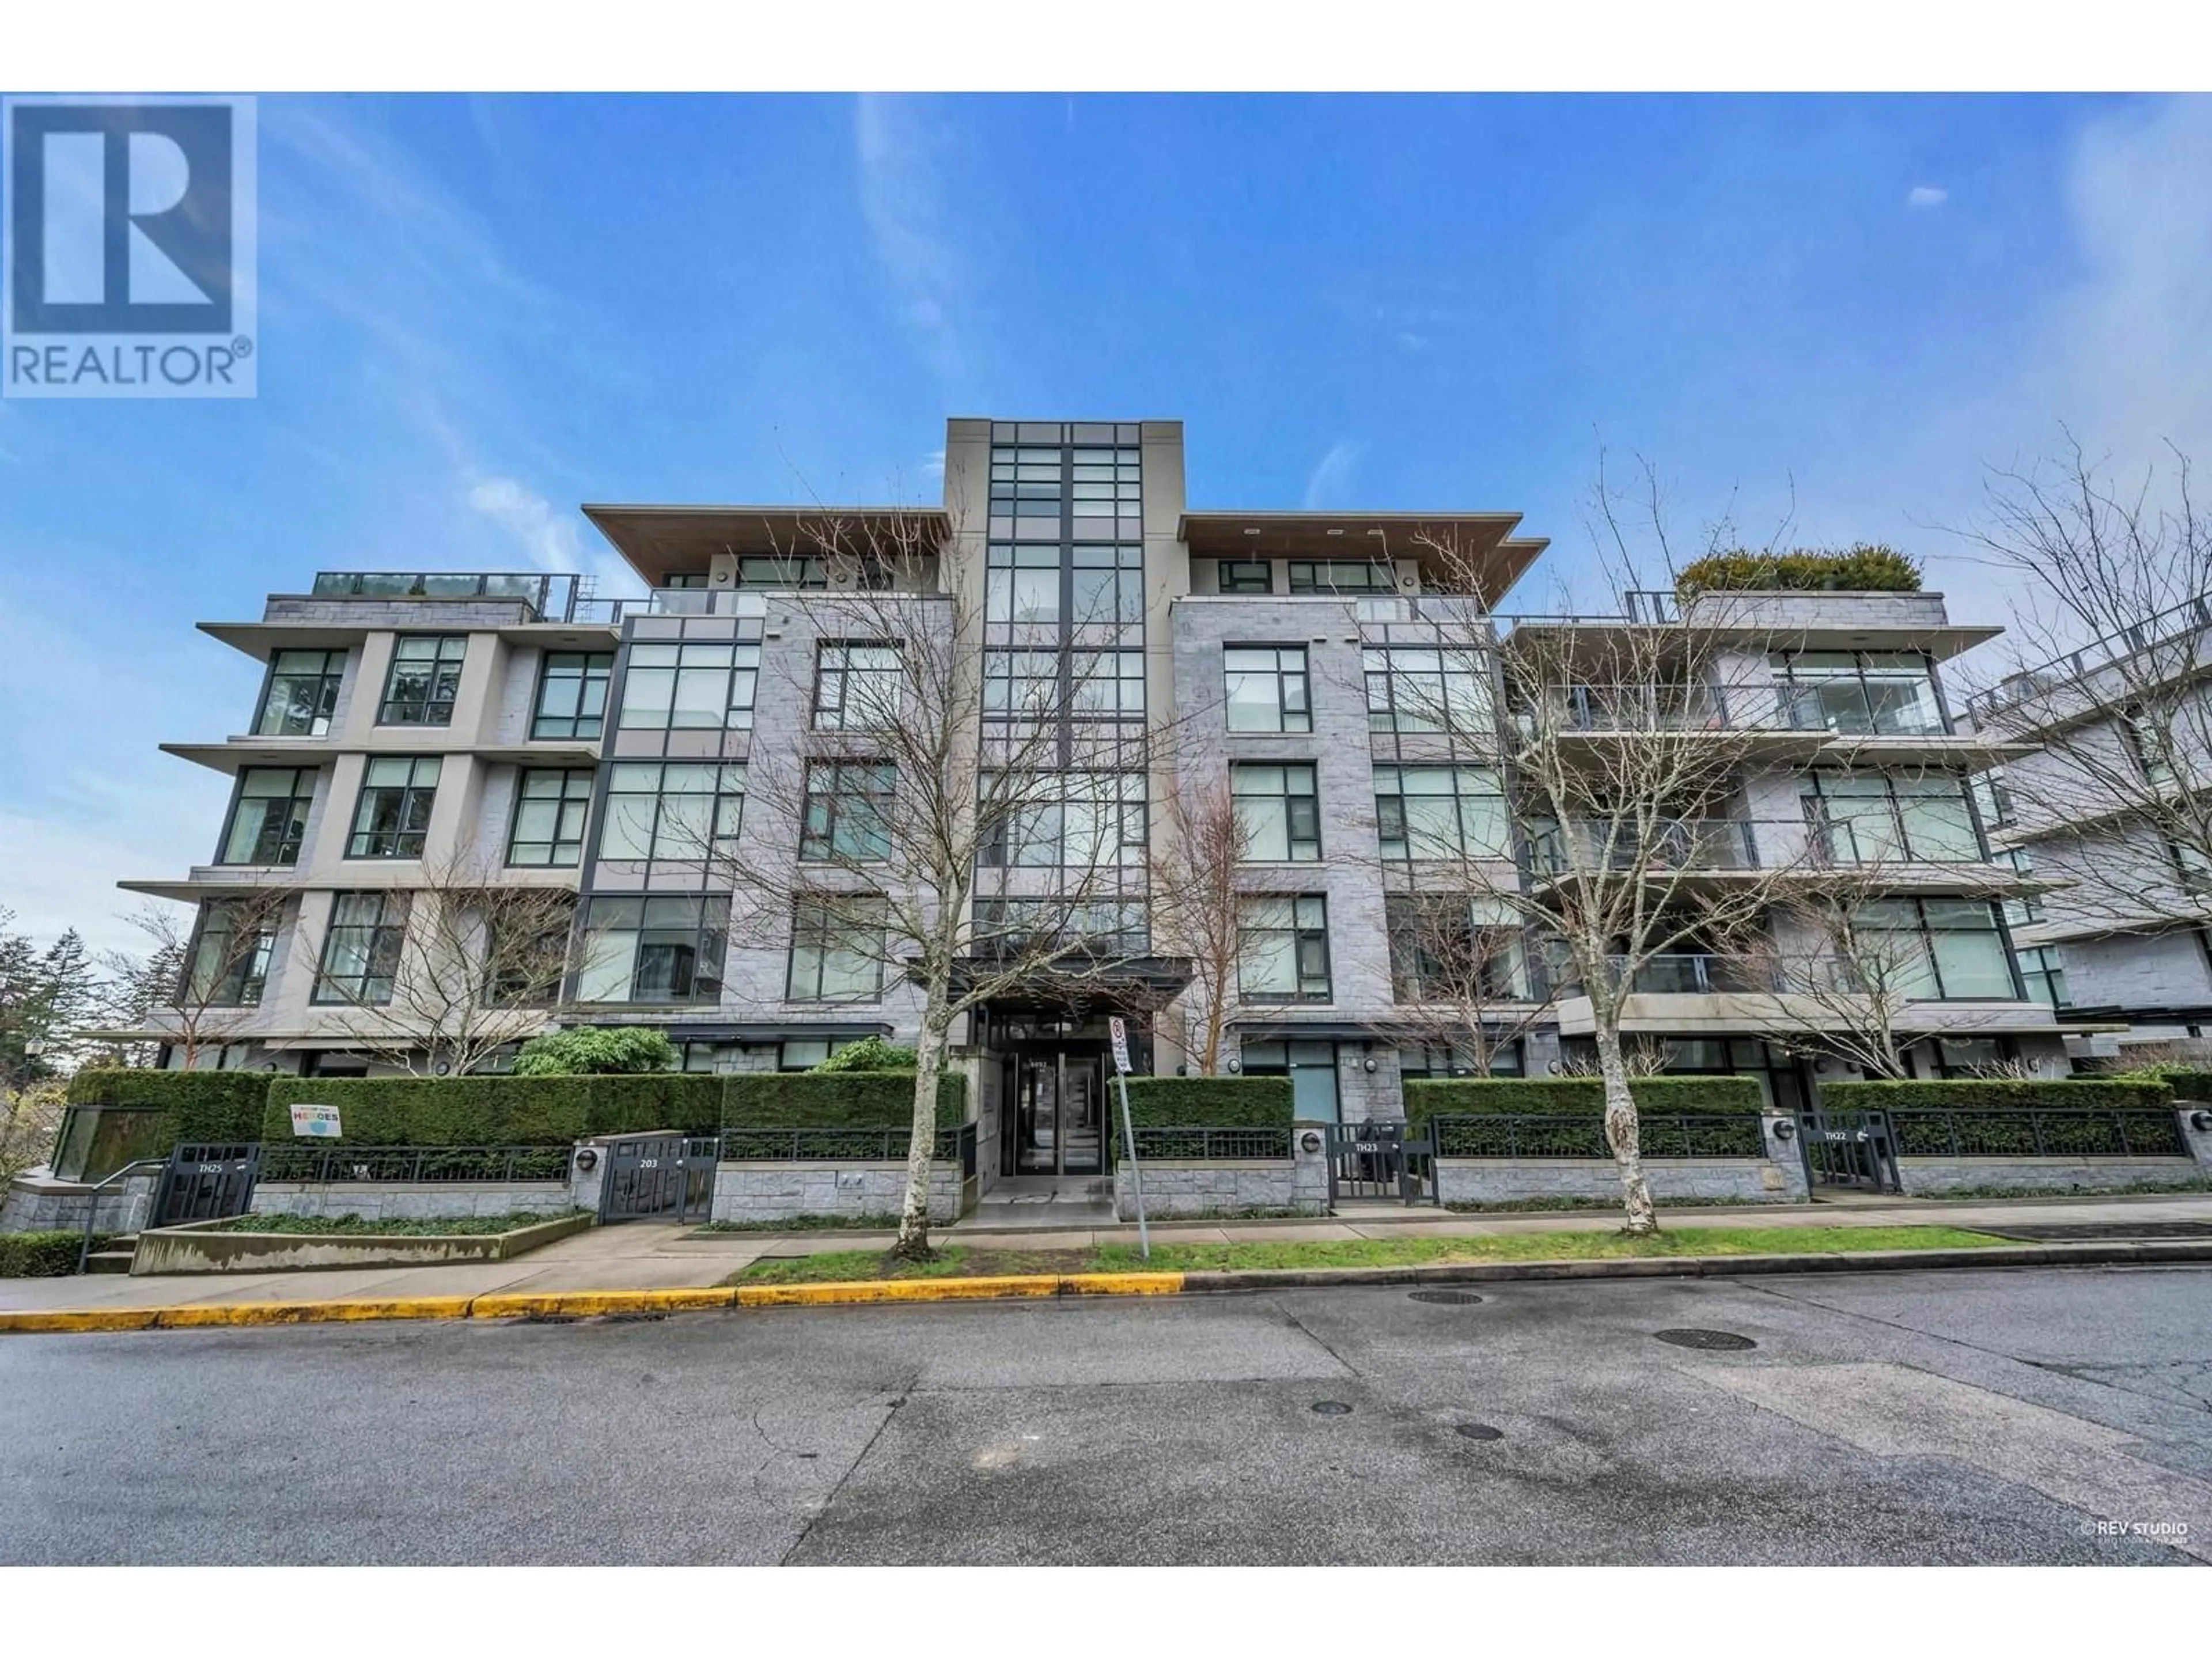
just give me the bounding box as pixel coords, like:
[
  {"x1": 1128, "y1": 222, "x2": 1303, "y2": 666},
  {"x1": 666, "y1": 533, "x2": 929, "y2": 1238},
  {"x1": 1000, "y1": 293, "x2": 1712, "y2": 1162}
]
[
  {"x1": 63, "y1": 1069, "x2": 269, "y2": 1142},
  {"x1": 511, "y1": 1026, "x2": 679, "y2": 1076},
  {"x1": 1119, "y1": 1076, "x2": 1296, "y2": 1128},
  {"x1": 1821, "y1": 1078, "x2": 2174, "y2": 1112},
  {"x1": 1402, "y1": 1075, "x2": 1766, "y2": 1134},
  {"x1": 724, "y1": 1071, "x2": 964, "y2": 1130},
  {"x1": 0, "y1": 1231, "x2": 113, "y2": 1278},
  {"x1": 1676, "y1": 544, "x2": 1922, "y2": 596},
  {"x1": 2110, "y1": 1065, "x2": 2212, "y2": 1100},
  {"x1": 809, "y1": 1036, "x2": 917, "y2": 1073},
  {"x1": 263, "y1": 1074, "x2": 727, "y2": 1145}
]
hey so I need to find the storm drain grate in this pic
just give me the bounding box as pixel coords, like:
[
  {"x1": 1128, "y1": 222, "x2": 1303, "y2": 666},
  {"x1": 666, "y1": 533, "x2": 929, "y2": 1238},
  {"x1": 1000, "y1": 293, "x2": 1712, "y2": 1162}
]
[
  {"x1": 1310, "y1": 1401, "x2": 1354, "y2": 1416},
  {"x1": 1653, "y1": 1328, "x2": 1757, "y2": 1351},
  {"x1": 1409, "y1": 1289, "x2": 1485, "y2": 1305},
  {"x1": 1454, "y1": 1423, "x2": 1504, "y2": 1441}
]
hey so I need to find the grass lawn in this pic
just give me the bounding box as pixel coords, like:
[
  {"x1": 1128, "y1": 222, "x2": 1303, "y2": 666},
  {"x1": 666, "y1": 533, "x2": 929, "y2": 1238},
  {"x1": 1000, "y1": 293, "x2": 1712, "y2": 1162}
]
[
  {"x1": 732, "y1": 1224, "x2": 2009, "y2": 1285},
  {"x1": 224, "y1": 1211, "x2": 578, "y2": 1237}
]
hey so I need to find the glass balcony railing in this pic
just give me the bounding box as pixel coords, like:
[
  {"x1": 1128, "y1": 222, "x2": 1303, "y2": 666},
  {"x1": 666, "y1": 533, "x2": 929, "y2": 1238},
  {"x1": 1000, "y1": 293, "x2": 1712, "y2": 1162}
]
[
  {"x1": 1528, "y1": 679, "x2": 1949, "y2": 737},
  {"x1": 1528, "y1": 812, "x2": 2002, "y2": 876}
]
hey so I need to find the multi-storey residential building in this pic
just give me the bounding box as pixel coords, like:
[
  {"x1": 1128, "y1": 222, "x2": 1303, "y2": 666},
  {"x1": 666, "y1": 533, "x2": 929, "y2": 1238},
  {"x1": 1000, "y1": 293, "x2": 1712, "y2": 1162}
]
[
  {"x1": 127, "y1": 416, "x2": 2075, "y2": 1190},
  {"x1": 1966, "y1": 597, "x2": 2212, "y2": 1058}
]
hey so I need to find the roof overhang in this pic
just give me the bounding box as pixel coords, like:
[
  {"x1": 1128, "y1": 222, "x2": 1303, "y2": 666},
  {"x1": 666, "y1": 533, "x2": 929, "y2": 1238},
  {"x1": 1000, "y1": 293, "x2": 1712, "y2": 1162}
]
[
  {"x1": 584, "y1": 504, "x2": 953, "y2": 587},
  {"x1": 947, "y1": 955, "x2": 1193, "y2": 1012},
  {"x1": 1178, "y1": 510, "x2": 1545, "y2": 608}
]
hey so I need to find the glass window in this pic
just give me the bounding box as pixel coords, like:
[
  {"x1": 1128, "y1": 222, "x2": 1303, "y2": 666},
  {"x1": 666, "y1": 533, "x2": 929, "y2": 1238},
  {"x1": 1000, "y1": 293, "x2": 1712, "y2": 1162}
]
[
  {"x1": 1224, "y1": 646, "x2": 1310, "y2": 733},
  {"x1": 2018, "y1": 945, "x2": 2069, "y2": 1009},
  {"x1": 973, "y1": 897, "x2": 1147, "y2": 957},
  {"x1": 982, "y1": 771, "x2": 1146, "y2": 868},
  {"x1": 779, "y1": 1039, "x2": 857, "y2": 1071},
  {"x1": 1217, "y1": 560, "x2": 1273, "y2": 594},
  {"x1": 1232, "y1": 763, "x2": 1321, "y2": 861},
  {"x1": 1803, "y1": 774, "x2": 1982, "y2": 863},
  {"x1": 1385, "y1": 895, "x2": 1525, "y2": 1002},
  {"x1": 1238, "y1": 895, "x2": 1331, "y2": 1001},
  {"x1": 734, "y1": 555, "x2": 825, "y2": 590},
  {"x1": 2126, "y1": 705, "x2": 2179, "y2": 787},
  {"x1": 1070, "y1": 545, "x2": 1143, "y2": 624},
  {"x1": 532, "y1": 652, "x2": 613, "y2": 740},
  {"x1": 1374, "y1": 766, "x2": 1508, "y2": 861},
  {"x1": 802, "y1": 762, "x2": 896, "y2": 862},
  {"x1": 484, "y1": 902, "x2": 574, "y2": 1007},
  {"x1": 218, "y1": 767, "x2": 315, "y2": 866},
  {"x1": 313, "y1": 892, "x2": 408, "y2": 1005},
  {"x1": 987, "y1": 544, "x2": 1060, "y2": 624},
  {"x1": 1771, "y1": 651, "x2": 1944, "y2": 736},
  {"x1": 983, "y1": 649, "x2": 1060, "y2": 717},
  {"x1": 185, "y1": 899, "x2": 278, "y2": 1006},
  {"x1": 815, "y1": 642, "x2": 901, "y2": 730},
  {"x1": 598, "y1": 763, "x2": 745, "y2": 863},
  {"x1": 255, "y1": 649, "x2": 346, "y2": 737},
  {"x1": 1238, "y1": 1038, "x2": 1340, "y2": 1122},
  {"x1": 618, "y1": 639, "x2": 760, "y2": 732},
  {"x1": 786, "y1": 898, "x2": 887, "y2": 1002},
  {"x1": 378, "y1": 635, "x2": 468, "y2": 726},
  {"x1": 1288, "y1": 560, "x2": 1398, "y2": 594},
  {"x1": 507, "y1": 768, "x2": 594, "y2": 866},
  {"x1": 1364, "y1": 646, "x2": 1493, "y2": 734},
  {"x1": 575, "y1": 895, "x2": 730, "y2": 1003},
  {"x1": 1400, "y1": 1041, "x2": 1522, "y2": 1080},
  {"x1": 1070, "y1": 650, "x2": 1145, "y2": 717},
  {"x1": 1859, "y1": 898, "x2": 2017, "y2": 999},
  {"x1": 346, "y1": 756, "x2": 441, "y2": 858}
]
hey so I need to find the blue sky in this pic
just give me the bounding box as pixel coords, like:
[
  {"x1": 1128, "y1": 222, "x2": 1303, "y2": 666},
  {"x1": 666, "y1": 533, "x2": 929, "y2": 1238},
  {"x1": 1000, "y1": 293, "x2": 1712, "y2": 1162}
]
[{"x1": 5, "y1": 91, "x2": 2210, "y2": 953}]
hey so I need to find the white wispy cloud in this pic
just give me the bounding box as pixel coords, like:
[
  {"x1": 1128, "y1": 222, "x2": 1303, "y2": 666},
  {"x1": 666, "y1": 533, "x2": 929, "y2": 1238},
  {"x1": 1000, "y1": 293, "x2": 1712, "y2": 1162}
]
[
  {"x1": 1302, "y1": 440, "x2": 1366, "y2": 511},
  {"x1": 467, "y1": 474, "x2": 637, "y2": 594},
  {"x1": 855, "y1": 94, "x2": 969, "y2": 383},
  {"x1": 1907, "y1": 184, "x2": 1949, "y2": 208}
]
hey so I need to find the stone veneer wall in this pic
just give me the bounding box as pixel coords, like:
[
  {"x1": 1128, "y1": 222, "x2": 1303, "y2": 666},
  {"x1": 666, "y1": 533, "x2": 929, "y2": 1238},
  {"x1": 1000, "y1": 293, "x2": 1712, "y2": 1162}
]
[
  {"x1": 1437, "y1": 1115, "x2": 1811, "y2": 1206},
  {"x1": 0, "y1": 1171, "x2": 160, "y2": 1234},
  {"x1": 710, "y1": 1161, "x2": 964, "y2": 1225}
]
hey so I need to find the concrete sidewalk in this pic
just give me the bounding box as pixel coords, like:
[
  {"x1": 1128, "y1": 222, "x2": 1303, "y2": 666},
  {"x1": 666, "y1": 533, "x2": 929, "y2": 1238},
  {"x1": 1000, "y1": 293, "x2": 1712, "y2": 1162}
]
[{"x1": 2, "y1": 1188, "x2": 2209, "y2": 1316}]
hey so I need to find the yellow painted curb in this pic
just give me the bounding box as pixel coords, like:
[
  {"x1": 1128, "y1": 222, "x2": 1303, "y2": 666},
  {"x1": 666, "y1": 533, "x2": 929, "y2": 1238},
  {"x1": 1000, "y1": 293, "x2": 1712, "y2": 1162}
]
[
  {"x1": 153, "y1": 1297, "x2": 479, "y2": 1328},
  {"x1": 471, "y1": 1287, "x2": 737, "y2": 1320},
  {"x1": 735, "y1": 1274, "x2": 1063, "y2": 1307},
  {"x1": 1060, "y1": 1272, "x2": 1184, "y2": 1297},
  {"x1": 0, "y1": 1307, "x2": 164, "y2": 1334}
]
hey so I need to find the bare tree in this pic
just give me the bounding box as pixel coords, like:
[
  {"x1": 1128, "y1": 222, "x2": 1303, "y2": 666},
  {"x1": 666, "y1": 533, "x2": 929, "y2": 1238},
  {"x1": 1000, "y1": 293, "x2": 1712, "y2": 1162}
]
[
  {"x1": 318, "y1": 853, "x2": 575, "y2": 1076},
  {"x1": 1399, "y1": 459, "x2": 1825, "y2": 1233},
  {"x1": 106, "y1": 892, "x2": 294, "y2": 1070},
  {"x1": 1956, "y1": 437, "x2": 2212, "y2": 935},
  {"x1": 1381, "y1": 891, "x2": 1559, "y2": 1078},
  {"x1": 1147, "y1": 775, "x2": 1251, "y2": 1075},
  {"x1": 658, "y1": 510, "x2": 1176, "y2": 1259}
]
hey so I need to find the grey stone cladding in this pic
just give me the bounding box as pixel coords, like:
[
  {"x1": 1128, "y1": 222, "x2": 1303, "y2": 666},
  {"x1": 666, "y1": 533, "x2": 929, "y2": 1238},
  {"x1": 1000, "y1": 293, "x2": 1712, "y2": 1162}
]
[
  {"x1": 247, "y1": 1181, "x2": 574, "y2": 1221},
  {"x1": 709, "y1": 1161, "x2": 964, "y2": 1225}
]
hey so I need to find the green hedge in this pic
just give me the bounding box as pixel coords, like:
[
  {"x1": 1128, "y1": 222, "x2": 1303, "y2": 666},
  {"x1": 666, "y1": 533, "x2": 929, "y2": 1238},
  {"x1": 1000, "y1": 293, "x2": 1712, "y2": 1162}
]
[
  {"x1": 262, "y1": 1071, "x2": 965, "y2": 1146},
  {"x1": 65, "y1": 1069, "x2": 269, "y2": 1142},
  {"x1": 1676, "y1": 544, "x2": 1922, "y2": 595},
  {"x1": 1823, "y1": 1079, "x2": 2174, "y2": 1112},
  {"x1": 2135, "y1": 1069, "x2": 2212, "y2": 1101},
  {"x1": 1120, "y1": 1076, "x2": 1296, "y2": 1128},
  {"x1": 0, "y1": 1232, "x2": 115, "y2": 1278},
  {"x1": 1403, "y1": 1075, "x2": 1767, "y2": 1134}
]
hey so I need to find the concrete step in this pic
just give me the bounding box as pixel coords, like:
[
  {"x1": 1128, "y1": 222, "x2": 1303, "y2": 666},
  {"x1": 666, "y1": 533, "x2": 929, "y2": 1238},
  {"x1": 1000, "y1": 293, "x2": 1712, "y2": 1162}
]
[{"x1": 85, "y1": 1236, "x2": 138, "y2": 1274}]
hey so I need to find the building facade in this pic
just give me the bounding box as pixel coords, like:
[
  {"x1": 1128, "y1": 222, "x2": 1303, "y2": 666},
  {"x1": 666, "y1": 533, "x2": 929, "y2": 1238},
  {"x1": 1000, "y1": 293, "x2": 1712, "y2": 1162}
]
[{"x1": 130, "y1": 416, "x2": 2076, "y2": 1189}]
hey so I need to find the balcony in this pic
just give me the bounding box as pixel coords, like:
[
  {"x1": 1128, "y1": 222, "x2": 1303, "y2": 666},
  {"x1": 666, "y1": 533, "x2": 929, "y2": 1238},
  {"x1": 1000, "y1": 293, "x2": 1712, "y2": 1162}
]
[
  {"x1": 1968, "y1": 593, "x2": 2212, "y2": 725},
  {"x1": 1526, "y1": 815, "x2": 2056, "y2": 893},
  {"x1": 1531, "y1": 680, "x2": 1950, "y2": 738}
]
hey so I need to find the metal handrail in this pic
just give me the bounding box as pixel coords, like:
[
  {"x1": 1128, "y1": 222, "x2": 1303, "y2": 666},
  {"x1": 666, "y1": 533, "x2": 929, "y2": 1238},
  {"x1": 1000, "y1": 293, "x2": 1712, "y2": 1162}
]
[
  {"x1": 1527, "y1": 813, "x2": 2000, "y2": 875},
  {"x1": 1967, "y1": 594, "x2": 2212, "y2": 720},
  {"x1": 75, "y1": 1158, "x2": 168, "y2": 1275},
  {"x1": 257, "y1": 1144, "x2": 572, "y2": 1184}
]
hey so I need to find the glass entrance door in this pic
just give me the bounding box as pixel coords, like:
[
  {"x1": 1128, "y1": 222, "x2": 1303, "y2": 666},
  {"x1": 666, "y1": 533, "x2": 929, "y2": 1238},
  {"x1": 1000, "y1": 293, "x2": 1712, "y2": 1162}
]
[{"x1": 1013, "y1": 1050, "x2": 1106, "y2": 1176}]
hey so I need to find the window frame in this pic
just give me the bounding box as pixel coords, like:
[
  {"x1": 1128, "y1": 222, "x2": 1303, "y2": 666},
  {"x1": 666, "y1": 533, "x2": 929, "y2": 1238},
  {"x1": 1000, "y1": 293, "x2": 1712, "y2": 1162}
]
[
  {"x1": 1216, "y1": 560, "x2": 1274, "y2": 594},
  {"x1": 1238, "y1": 894, "x2": 1333, "y2": 1002},
  {"x1": 1363, "y1": 645, "x2": 1495, "y2": 735},
  {"x1": 531, "y1": 650, "x2": 613, "y2": 741},
  {"x1": 312, "y1": 891, "x2": 409, "y2": 1006},
  {"x1": 801, "y1": 761, "x2": 896, "y2": 864},
  {"x1": 574, "y1": 893, "x2": 731, "y2": 1005},
  {"x1": 813, "y1": 641, "x2": 902, "y2": 731},
  {"x1": 785, "y1": 897, "x2": 888, "y2": 1003},
  {"x1": 1373, "y1": 764, "x2": 1509, "y2": 862},
  {"x1": 597, "y1": 762, "x2": 747, "y2": 865},
  {"x1": 1223, "y1": 645, "x2": 1312, "y2": 734},
  {"x1": 617, "y1": 638, "x2": 762, "y2": 733},
  {"x1": 253, "y1": 649, "x2": 347, "y2": 737},
  {"x1": 1770, "y1": 649, "x2": 1947, "y2": 737},
  {"x1": 1287, "y1": 559, "x2": 1399, "y2": 594},
  {"x1": 183, "y1": 898, "x2": 279, "y2": 1007},
  {"x1": 345, "y1": 756, "x2": 442, "y2": 859},
  {"x1": 376, "y1": 634, "x2": 469, "y2": 727},
  {"x1": 1230, "y1": 762, "x2": 1322, "y2": 862},
  {"x1": 217, "y1": 766, "x2": 316, "y2": 866},
  {"x1": 506, "y1": 767, "x2": 596, "y2": 868}
]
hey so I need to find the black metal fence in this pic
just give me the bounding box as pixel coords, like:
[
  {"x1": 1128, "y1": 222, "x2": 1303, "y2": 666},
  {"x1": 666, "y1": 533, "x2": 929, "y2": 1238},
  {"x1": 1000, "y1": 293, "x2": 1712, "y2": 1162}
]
[
  {"x1": 1887, "y1": 1108, "x2": 2187, "y2": 1161},
  {"x1": 258, "y1": 1145, "x2": 572, "y2": 1184},
  {"x1": 1429, "y1": 1114, "x2": 1766, "y2": 1160},
  {"x1": 151, "y1": 1143, "x2": 262, "y2": 1226},
  {"x1": 714, "y1": 1126, "x2": 972, "y2": 1163},
  {"x1": 1125, "y1": 1126, "x2": 1294, "y2": 1161},
  {"x1": 1327, "y1": 1122, "x2": 1431, "y2": 1202}
]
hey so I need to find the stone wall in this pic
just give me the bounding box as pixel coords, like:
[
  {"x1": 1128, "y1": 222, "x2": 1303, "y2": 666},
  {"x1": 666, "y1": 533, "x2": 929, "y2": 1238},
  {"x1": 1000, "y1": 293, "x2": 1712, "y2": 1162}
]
[
  {"x1": 710, "y1": 1161, "x2": 964, "y2": 1225},
  {"x1": 248, "y1": 1181, "x2": 574, "y2": 1222},
  {"x1": 1892, "y1": 1107, "x2": 2212, "y2": 1195},
  {"x1": 1113, "y1": 1160, "x2": 1321, "y2": 1219},
  {"x1": 0, "y1": 1170, "x2": 160, "y2": 1234}
]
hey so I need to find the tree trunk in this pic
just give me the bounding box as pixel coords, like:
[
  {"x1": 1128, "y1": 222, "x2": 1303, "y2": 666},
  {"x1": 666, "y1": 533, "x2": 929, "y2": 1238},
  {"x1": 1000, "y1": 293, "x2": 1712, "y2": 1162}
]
[
  {"x1": 893, "y1": 1002, "x2": 952, "y2": 1261},
  {"x1": 1592, "y1": 1016, "x2": 1658, "y2": 1236}
]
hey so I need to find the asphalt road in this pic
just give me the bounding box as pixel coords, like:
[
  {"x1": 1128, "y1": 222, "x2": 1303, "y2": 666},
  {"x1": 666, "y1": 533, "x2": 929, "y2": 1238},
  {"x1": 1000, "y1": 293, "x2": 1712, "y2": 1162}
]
[{"x1": 2, "y1": 1264, "x2": 2209, "y2": 1565}]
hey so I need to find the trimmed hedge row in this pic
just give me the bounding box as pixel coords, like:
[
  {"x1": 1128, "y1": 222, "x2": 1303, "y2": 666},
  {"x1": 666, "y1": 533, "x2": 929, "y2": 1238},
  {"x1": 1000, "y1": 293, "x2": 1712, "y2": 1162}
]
[
  {"x1": 65, "y1": 1069, "x2": 269, "y2": 1142},
  {"x1": 1821, "y1": 1080, "x2": 2174, "y2": 1112},
  {"x1": 261, "y1": 1071, "x2": 966, "y2": 1147},
  {"x1": 0, "y1": 1232, "x2": 115, "y2": 1278},
  {"x1": 1119, "y1": 1076, "x2": 1296, "y2": 1128},
  {"x1": 2145, "y1": 1069, "x2": 2212, "y2": 1102},
  {"x1": 1403, "y1": 1075, "x2": 1767, "y2": 1134}
]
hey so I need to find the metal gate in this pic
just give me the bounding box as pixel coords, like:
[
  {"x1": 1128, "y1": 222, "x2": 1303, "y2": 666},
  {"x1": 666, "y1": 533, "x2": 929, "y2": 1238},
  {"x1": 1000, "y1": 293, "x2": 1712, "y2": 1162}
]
[
  {"x1": 152, "y1": 1142, "x2": 262, "y2": 1226},
  {"x1": 599, "y1": 1134, "x2": 718, "y2": 1223},
  {"x1": 1797, "y1": 1111, "x2": 1900, "y2": 1193},
  {"x1": 1325, "y1": 1122, "x2": 1433, "y2": 1205}
]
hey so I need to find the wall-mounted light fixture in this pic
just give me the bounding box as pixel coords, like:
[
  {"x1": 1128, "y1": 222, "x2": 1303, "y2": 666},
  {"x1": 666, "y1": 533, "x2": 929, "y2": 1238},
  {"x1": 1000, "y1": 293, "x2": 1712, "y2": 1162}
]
[
  {"x1": 1226, "y1": 1058, "x2": 1242, "y2": 1074},
  {"x1": 573, "y1": 1148, "x2": 600, "y2": 1172}
]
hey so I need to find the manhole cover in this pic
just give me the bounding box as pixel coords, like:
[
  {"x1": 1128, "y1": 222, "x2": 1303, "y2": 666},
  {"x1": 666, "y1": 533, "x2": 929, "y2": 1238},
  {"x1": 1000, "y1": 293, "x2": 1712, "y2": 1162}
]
[
  {"x1": 1310, "y1": 1401, "x2": 1354, "y2": 1416},
  {"x1": 1455, "y1": 1423, "x2": 1504, "y2": 1441},
  {"x1": 1409, "y1": 1289, "x2": 1484, "y2": 1305},
  {"x1": 1653, "y1": 1328, "x2": 1757, "y2": 1351}
]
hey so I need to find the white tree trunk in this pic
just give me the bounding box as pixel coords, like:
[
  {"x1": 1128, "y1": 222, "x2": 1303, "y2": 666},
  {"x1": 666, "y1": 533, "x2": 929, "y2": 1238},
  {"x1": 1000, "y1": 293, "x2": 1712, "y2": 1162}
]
[
  {"x1": 1592, "y1": 1016, "x2": 1658, "y2": 1236},
  {"x1": 895, "y1": 1002, "x2": 952, "y2": 1259}
]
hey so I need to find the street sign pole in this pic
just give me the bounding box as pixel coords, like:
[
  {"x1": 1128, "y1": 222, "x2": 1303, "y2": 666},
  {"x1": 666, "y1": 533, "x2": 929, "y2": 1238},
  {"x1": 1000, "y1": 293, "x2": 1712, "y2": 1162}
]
[{"x1": 1108, "y1": 1016, "x2": 1147, "y2": 1260}]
